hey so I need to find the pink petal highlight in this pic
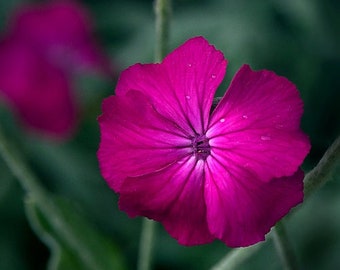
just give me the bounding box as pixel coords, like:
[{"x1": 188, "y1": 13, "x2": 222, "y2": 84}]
[
  {"x1": 98, "y1": 90, "x2": 192, "y2": 192},
  {"x1": 0, "y1": 41, "x2": 76, "y2": 138},
  {"x1": 205, "y1": 157, "x2": 304, "y2": 247},
  {"x1": 208, "y1": 64, "x2": 310, "y2": 182},
  {"x1": 115, "y1": 37, "x2": 227, "y2": 134},
  {"x1": 119, "y1": 157, "x2": 214, "y2": 245}
]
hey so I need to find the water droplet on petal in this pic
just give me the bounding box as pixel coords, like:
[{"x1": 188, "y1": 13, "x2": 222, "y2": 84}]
[
  {"x1": 188, "y1": 63, "x2": 192, "y2": 67},
  {"x1": 242, "y1": 115, "x2": 248, "y2": 119},
  {"x1": 261, "y1": 135, "x2": 271, "y2": 141},
  {"x1": 185, "y1": 95, "x2": 191, "y2": 100},
  {"x1": 211, "y1": 74, "x2": 216, "y2": 79},
  {"x1": 219, "y1": 118, "x2": 225, "y2": 123}
]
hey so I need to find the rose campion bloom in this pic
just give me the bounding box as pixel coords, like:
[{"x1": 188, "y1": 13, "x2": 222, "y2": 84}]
[
  {"x1": 0, "y1": 1, "x2": 111, "y2": 138},
  {"x1": 97, "y1": 37, "x2": 310, "y2": 247}
]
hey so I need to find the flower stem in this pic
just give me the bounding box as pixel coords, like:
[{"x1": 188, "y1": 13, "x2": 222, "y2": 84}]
[
  {"x1": 210, "y1": 243, "x2": 262, "y2": 270},
  {"x1": 137, "y1": 1, "x2": 172, "y2": 270},
  {"x1": 137, "y1": 218, "x2": 156, "y2": 270},
  {"x1": 0, "y1": 125, "x2": 47, "y2": 201},
  {"x1": 154, "y1": 0, "x2": 171, "y2": 62},
  {"x1": 0, "y1": 125, "x2": 114, "y2": 269},
  {"x1": 304, "y1": 136, "x2": 340, "y2": 198},
  {"x1": 209, "y1": 136, "x2": 340, "y2": 269},
  {"x1": 272, "y1": 221, "x2": 298, "y2": 270}
]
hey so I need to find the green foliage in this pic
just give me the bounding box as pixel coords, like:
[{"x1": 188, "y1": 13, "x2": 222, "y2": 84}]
[{"x1": 25, "y1": 195, "x2": 126, "y2": 270}]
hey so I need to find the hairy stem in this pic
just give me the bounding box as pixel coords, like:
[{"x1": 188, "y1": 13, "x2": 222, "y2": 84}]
[
  {"x1": 0, "y1": 126, "x2": 46, "y2": 200},
  {"x1": 0, "y1": 126, "x2": 106, "y2": 268},
  {"x1": 137, "y1": 219, "x2": 156, "y2": 270},
  {"x1": 210, "y1": 243, "x2": 262, "y2": 270},
  {"x1": 154, "y1": 0, "x2": 171, "y2": 62},
  {"x1": 272, "y1": 221, "x2": 298, "y2": 270},
  {"x1": 304, "y1": 136, "x2": 340, "y2": 198}
]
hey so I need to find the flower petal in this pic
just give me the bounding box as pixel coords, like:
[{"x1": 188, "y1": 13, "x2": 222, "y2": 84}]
[
  {"x1": 115, "y1": 36, "x2": 227, "y2": 134},
  {"x1": 208, "y1": 64, "x2": 310, "y2": 182},
  {"x1": 0, "y1": 41, "x2": 77, "y2": 138},
  {"x1": 119, "y1": 157, "x2": 214, "y2": 245},
  {"x1": 97, "y1": 90, "x2": 193, "y2": 192},
  {"x1": 204, "y1": 156, "x2": 304, "y2": 247}
]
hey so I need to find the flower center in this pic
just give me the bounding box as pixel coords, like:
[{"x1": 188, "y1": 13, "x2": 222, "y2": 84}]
[{"x1": 192, "y1": 135, "x2": 211, "y2": 160}]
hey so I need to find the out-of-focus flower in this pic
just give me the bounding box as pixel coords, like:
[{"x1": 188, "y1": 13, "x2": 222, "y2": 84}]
[
  {"x1": 97, "y1": 37, "x2": 310, "y2": 247},
  {"x1": 0, "y1": 1, "x2": 112, "y2": 139},
  {"x1": 7, "y1": 1, "x2": 112, "y2": 75},
  {"x1": 0, "y1": 40, "x2": 76, "y2": 137}
]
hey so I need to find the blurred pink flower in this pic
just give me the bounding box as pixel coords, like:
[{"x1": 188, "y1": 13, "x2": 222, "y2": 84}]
[
  {"x1": 97, "y1": 37, "x2": 310, "y2": 247},
  {"x1": 7, "y1": 1, "x2": 112, "y2": 75},
  {"x1": 0, "y1": 1, "x2": 112, "y2": 138},
  {"x1": 0, "y1": 40, "x2": 76, "y2": 137}
]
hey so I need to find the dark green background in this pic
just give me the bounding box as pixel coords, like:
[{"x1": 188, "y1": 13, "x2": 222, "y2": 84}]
[{"x1": 0, "y1": 0, "x2": 339, "y2": 269}]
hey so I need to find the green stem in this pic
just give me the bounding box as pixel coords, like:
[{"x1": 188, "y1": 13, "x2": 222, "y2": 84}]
[
  {"x1": 137, "y1": 219, "x2": 156, "y2": 270},
  {"x1": 0, "y1": 125, "x2": 47, "y2": 200},
  {"x1": 0, "y1": 126, "x2": 106, "y2": 268},
  {"x1": 272, "y1": 221, "x2": 298, "y2": 270},
  {"x1": 154, "y1": 0, "x2": 171, "y2": 62},
  {"x1": 210, "y1": 243, "x2": 262, "y2": 270},
  {"x1": 209, "y1": 136, "x2": 340, "y2": 269},
  {"x1": 137, "y1": 1, "x2": 171, "y2": 270},
  {"x1": 304, "y1": 136, "x2": 340, "y2": 198}
]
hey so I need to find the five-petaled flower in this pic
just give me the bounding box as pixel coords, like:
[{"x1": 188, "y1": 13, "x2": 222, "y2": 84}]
[{"x1": 97, "y1": 37, "x2": 310, "y2": 247}]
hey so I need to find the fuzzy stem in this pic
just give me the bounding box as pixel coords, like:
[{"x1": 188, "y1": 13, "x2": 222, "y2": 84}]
[
  {"x1": 304, "y1": 136, "x2": 340, "y2": 198},
  {"x1": 154, "y1": 0, "x2": 171, "y2": 62},
  {"x1": 0, "y1": 126, "x2": 47, "y2": 200},
  {"x1": 0, "y1": 126, "x2": 106, "y2": 268},
  {"x1": 137, "y1": 219, "x2": 156, "y2": 270},
  {"x1": 272, "y1": 221, "x2": 298, "y2": 270},
  {"x1": 210, "y1": 243, "x2": 262, "y2": 270}
]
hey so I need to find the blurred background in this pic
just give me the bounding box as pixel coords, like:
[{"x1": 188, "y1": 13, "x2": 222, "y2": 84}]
[{"x1": 0, "y1": 0, "x2": 339, "y2": 269}]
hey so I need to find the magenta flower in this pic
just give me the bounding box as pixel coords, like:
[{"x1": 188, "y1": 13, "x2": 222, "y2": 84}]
[
  {"x1": 0, "y1": 1, "x2": 111, "y2": 138},
  {"x1": 97, "y1": 37, "x2": 310, "y2": 247}
]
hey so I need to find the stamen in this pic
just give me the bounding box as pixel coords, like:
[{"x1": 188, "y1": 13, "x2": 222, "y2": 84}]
[{"x1": 192, "y1": 135, "x2": 210, "y2": 160}]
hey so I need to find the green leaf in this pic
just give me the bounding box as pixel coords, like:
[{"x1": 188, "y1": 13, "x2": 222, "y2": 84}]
[{"x1": 25, "y1": 195, "x2": 126, "y2": 270}]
